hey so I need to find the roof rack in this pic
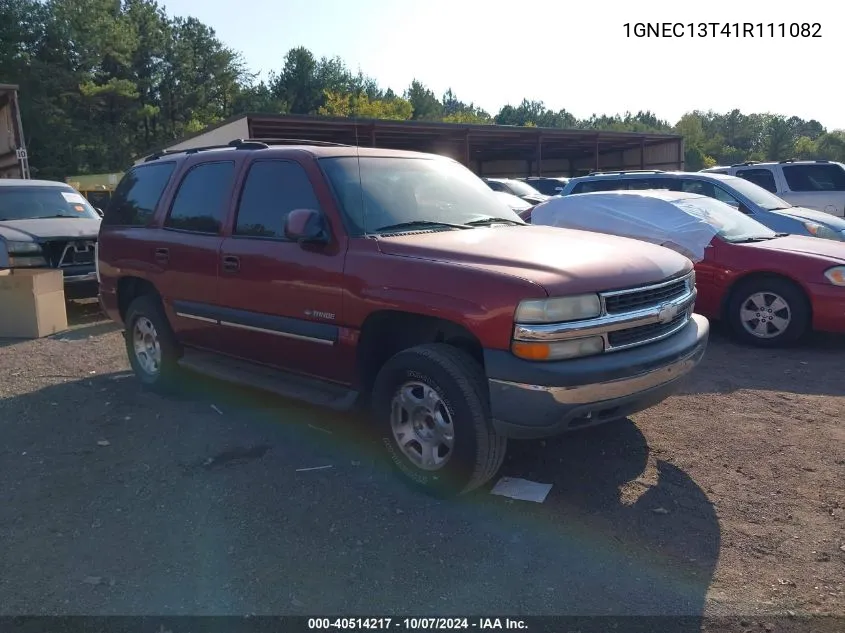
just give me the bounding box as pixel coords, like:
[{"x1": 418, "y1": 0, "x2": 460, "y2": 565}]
[
  {"x1": 244, "y1": 137, "x2": 352, "y2": 147},
  {"x1": 143, "y1": 137, "x2": 351, "y2": 162},
  {"x1": 587, "y1": 169, "x2": 665, "y2": 176},
  {"x1": 730, "y1": 161, "x2": 759, "y2": 167}
]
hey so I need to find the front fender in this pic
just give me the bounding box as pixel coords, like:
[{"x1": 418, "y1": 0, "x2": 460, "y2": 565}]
[{"x1": 345, "y1": 250, "x2": 547, "y2": 350}]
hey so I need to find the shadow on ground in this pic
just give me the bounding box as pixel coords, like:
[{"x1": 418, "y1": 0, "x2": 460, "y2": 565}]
[
  {"x1": 0, "y1": 367, "x2": 720, "y2": 626},
  {"x1": 680, "y1": 324, "x2": 845, "y2": 397}
]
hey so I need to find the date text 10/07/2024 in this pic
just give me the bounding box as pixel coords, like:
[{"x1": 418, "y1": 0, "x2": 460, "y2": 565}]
[
  {"x1": 623, "y1": 22, "x2": 822, "y2": 38},
  {"x1": 307, "y1": 618, "x2": 528, "y2": 630}
]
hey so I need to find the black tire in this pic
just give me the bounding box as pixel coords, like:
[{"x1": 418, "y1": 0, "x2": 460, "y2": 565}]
[
  {"x1": 124, "y1": 294, "x2": 181, "y2": 391},
  {"x1": 726, "y1": 277, "x2": 810, "y2": 347},
  {"x1": 371, "y1": 343, "x2": 507, "y2": 497}
]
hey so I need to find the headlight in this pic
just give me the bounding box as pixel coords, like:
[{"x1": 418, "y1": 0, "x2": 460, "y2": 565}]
[
  {"x1": 512, "y1": 336, "x2": 605, "y2": 361},
  {"x1": 2, "y1": 240, "x2": 47, "y2": 268},
  {"x1": 824, "y1": 266, "x2": 845, "y2": 286},
  {"x1": 515, "y1": 294, "x2": 602, "y2": 323},
  {"x1": 804, "y1": 222, "x2": 844, "y2": 241},
  {"x1": 5, "y1": 241, "x2": 42, "y2": 254}
]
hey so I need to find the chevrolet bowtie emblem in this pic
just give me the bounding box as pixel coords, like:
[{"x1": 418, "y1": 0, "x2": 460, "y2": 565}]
[{"x1": 657, "y1": 303, "x2": 679, "y2": 324}]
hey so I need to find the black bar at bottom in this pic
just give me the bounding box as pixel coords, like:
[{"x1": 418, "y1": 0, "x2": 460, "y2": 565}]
[{"x1": 1, "y1": 616, "x2": 843, "y2": 633}]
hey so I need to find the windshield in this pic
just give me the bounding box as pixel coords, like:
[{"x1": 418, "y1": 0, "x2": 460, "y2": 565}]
[
  {"x1": 502, "y1": 180, "x2": 543, "y2": 197},
  {"x1": 722, "y1": 176, "x2": 792, "y2": 211},
  {"x1": 320, "y1": 156, "x2": 523, "y2": 234},
  {"x1": 672, "y1": 195, "x2": 777, "y2": 242},
  {"x1": 0, "y1": 187, "x2": 100, "y2": 221}
]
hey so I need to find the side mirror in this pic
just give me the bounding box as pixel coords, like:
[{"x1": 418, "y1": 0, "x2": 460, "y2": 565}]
[
  {"x1": 94, "y1": 207, "x2": 104, "y2": 217},
  {"x1": 284, "y1": 208, "x2": 329, "y2": 244}
]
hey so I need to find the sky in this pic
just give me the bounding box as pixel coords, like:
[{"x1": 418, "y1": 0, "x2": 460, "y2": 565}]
[{"x1": 160, "y1": 0, "x2": 844, "y2": 129}]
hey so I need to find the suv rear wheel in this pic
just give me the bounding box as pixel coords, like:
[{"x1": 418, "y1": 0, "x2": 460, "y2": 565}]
[
  {"x1": 124, "y1": 294, "x2": 180, "y2": 390},
  {"x1": 372, "y1": 343, "x2": 507, "y2": 497}
]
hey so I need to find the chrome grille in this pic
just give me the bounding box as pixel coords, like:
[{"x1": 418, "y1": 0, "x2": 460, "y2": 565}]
[
  {"x1": 603, "y1": 276, "x2": 690, "y2": 314},
  {"x1": 607, "y1": 310, "x2": 689, "y2": 349},
  {"x1": 512, "y1": 271, "x2": 697, "y2": 355}
]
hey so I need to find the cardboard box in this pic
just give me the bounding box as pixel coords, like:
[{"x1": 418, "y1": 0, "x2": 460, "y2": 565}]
[{"x1": 0, "y1": 269, "x2": 68, "y2": 338}]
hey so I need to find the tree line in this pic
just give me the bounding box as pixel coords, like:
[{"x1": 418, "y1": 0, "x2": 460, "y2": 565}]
[{"x1": 2, "y1": 0, "x2": 844, "y2": 180}]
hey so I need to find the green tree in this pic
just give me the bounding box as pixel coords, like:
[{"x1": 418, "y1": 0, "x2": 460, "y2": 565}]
[
  {"x1": 318, "y1": 90, "x2": 411, "y2": 120},
  {"x1": 405, "y1": 79, "x2": 442, "y2": 120},
  {"x1": 764, "y1": 115, "x2": 795, "y2": 160},
  {"x1": 271, "y1": 46, "x2": 321, "y2": 114}
]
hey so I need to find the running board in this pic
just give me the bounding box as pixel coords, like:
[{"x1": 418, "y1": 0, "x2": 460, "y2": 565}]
[{"x1": 177, "y1": 349, "x2": 359, "y2": 411}]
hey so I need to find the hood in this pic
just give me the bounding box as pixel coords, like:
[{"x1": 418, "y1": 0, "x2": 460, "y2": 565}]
[
  {"x1": 773, "y1": 206, "x2": 845, "y2": 230},
  {"x1": 0, "y1": 217, "x2": 101, "y2": 242},
  {"x1": 737, "y1": 233, "x2": 845, "y2": 264},
  {"x1": 375, "y1": 225, "x2": 692, "y2": 295},
  {"x1": 522, "y1": 193, "x2": 550, "y2": 205}
]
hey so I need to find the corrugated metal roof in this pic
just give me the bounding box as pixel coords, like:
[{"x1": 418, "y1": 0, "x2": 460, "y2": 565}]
[{"x1": 138, "y1": 113, "x2": 681, "y2": 166}]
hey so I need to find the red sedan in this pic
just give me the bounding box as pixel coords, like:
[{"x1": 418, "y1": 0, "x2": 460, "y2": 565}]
[{"x1": 530, "y1": 190, "x2": 845, "y2": 347}]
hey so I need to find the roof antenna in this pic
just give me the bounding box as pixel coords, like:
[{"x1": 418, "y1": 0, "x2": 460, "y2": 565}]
[{"x1": 353, "y1": 100, "x2": 367, "y2": 235}]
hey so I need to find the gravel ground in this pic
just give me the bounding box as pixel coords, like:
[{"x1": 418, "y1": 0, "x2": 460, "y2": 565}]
[{"x1": 0, "y1": 300, "x2": 843, "y2": 624}]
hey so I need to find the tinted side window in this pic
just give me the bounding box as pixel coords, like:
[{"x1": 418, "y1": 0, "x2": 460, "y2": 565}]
[
  {"x1": 164, "y1": 161, "x2": 235, "y2": 234},
  {"x1": 627, "y1": 178, "x2": 670, "y2": 190},
  {"x1": 679, "y1": 179, "x2": 716, "y2": 197},
  {"x1": 486, "y1": 180, "x2": 507, "y2": 192},
  {"x1": 736, "y1": 168, "x2": 777, "y2": 193},
  {"x1": 573, "y1": 180, "x2": 624, "y2": 193},
  {"x1": 103, "y1": 162, "x2": 176, "y2": 226},
  {"x1": 782, "y1": 164, "x2": 845, "y2": 192},
  {"x1": 527, "y1": 179, "x2": 558, "y2": 195},
  {"x1": 235, "y1": 160, "x2": 321, "y2": 239}
]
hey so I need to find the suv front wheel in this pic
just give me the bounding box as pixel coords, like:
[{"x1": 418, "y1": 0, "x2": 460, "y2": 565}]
[
  {"x1": 124, "y1": 294, "x2": 180, "y2": 390},
  {"x1": 372, "y1": 343, "x2": 507, "y2": 497}
]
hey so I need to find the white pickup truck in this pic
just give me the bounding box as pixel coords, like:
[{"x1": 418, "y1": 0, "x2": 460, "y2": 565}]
[{"x1": 701, "y1": 160, "x2": 845, "y2": 217}]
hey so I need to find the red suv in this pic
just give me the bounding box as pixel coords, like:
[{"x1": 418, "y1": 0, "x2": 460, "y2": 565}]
[{"x1": 98, "y1": 139, "x2": 709, "y2": 496}]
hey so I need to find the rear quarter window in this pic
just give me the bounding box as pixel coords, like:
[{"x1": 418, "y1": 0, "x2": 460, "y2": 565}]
[
  {"x1": 782, "y1": 164, "x2": 845, "y2": 192},
  {"x1": 103, "y1": 162, "x2": 176, "y2": 226}
]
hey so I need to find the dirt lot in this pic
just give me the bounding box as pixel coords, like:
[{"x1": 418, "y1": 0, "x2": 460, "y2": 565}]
[{"x1": 0, "y1": 301, "x2": 843, "y2": 625}]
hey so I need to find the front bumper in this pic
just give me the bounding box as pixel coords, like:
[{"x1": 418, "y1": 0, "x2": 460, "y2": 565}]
[
  {"x1": 808, "y1": 282, "x2": 845, "y2": 334},
  {"x1": 485, "y1": 314, "x2": 709, "y2": 438},
  {"x1": 63, "y1": 270, "x2": 98, "y2": 300}
]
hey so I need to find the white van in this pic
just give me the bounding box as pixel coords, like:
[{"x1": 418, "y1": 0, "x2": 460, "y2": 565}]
[{"x1": 701, "y1": 160, "x2": 845, "y2": 217}]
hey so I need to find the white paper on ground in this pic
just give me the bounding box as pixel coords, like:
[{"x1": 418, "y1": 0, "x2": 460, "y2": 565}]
[{"x1": 490, "y1": 477, "x2": 552, "y2": 503}]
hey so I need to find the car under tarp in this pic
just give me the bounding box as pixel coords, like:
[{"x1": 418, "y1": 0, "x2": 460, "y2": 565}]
[{"x1": 530, "y1": 190, "x2": 722, "y2": 262}]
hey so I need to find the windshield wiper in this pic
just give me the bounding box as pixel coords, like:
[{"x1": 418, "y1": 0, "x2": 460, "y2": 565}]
[
  {"x1": 464, "y1": 217, "x2": 524, "y2": 226},
  {"x1": 373, "y1": 220, "x2": 471, "y2": 233},
  {"x1": 29, "y1": 214, "x2": 79, "y2": 219},
  {"x1": 733, "y1": 236, "x2": 778, "y2": 243}
]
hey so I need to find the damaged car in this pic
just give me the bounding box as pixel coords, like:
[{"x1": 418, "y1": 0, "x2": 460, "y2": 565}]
[{"x1": 0, "y1": 179, "x2": 101, "y2": 299}]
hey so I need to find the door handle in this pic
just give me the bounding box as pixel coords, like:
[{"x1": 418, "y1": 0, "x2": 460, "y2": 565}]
[
  {"x1": 222, "y1": 255, "x2": 240, "y2": 273},
  {"x1": 154, "y1": 247, "x2": 169, "y2": 265}
]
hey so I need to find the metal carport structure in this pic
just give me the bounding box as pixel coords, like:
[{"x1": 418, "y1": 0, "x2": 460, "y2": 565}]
[{"x1": 142, "y1": 113, "x2": 684, "y2": 177}]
